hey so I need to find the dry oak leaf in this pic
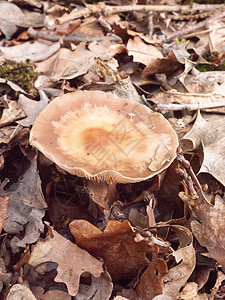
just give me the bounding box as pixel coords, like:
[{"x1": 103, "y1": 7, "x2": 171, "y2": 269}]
[
  {"x1": 76, "y1": 270, "x2": 113, "y2": 300},
  {"x1": 69, "y1": 220, "x2": 152, "y2": 282},
  {"x1": 181, "y1": 110, "x2": 225, "y2": 185},
  {"x1": 28, "y1": 225, "x2": 103, "y2": 297},
  {"x1": 151, "y1": 224, "x2": 195, "y2": 299},
  {"x1": 0, "y1": 41, "x2": 60, "y2": 63},
  {"x1": 3, "y1": 159, "x2": 46, "y2": 252},
  {"x1": 127, "y1": 36, "x2": 163, "y2": 66},
  {"x1": 189, "y1": 194, "x2": 225, "y2": 272},
  {"x1": 135, "y1": 258, "x2": 168, "y2": 300}
]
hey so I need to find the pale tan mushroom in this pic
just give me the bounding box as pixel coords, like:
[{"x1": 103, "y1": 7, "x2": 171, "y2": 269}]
[{"x1": 30, "y1": 90, "x2": 178, "y2": 205}]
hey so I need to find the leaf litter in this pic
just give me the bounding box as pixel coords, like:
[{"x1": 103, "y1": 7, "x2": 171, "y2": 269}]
[{"x1": 0, "y1": 0, "x2": 225, "y2": 299}]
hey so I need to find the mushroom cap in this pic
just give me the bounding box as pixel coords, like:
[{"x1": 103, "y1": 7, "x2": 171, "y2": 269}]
[{"x1": 30, "y1": 90, "x2": 178, "y2": 183}]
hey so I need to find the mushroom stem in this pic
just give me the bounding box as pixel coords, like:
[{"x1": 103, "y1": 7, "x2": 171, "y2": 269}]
[
  {"x1": 85, "y1": 180, "x2": 118, "y2": 209},
  {"x1": 107, "y1": 182, "x2": 118, "y2": 205}
]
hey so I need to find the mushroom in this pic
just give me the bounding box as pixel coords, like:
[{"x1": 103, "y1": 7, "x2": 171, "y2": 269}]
[{"x1": 30, "y1": 90, "x2": 178, "y2": 206}]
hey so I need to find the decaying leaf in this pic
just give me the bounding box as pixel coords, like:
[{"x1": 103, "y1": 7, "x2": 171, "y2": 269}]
[
  {"x1": 69, "y1": 219, "x2": 152, "y2": 282},
  {"x1": 181, "y1": 110, "x2": 225, "y2": 185},
  {"x1": 178, "y1": 282, "x2": 208, "y2": 300},
  {"x1": 135, "y1": 258, "x2": 168, "y2": 300},
  {"x1": 35, "y1": 39, "x2": 118, "y2": 81},
  {"x1": 0, "y1": 100, "x2": 25, "y2": 127},
  {"x1": 162, "y1": 225, "x2": 195, "y2": 299},
  {"x1": 0, "y1": 41, "x2": 60, "y2": 63},
  {"x1": 3, "y1": 159, "x2": 46, "y2": 252},
  {"x1": 76, "y1": 270, "x2": 113, "y2": 300},
  {"x1": 28, "y1": 225, "x2": 103, "y2": 296},
  {"x1": 6, "y1": 284, "x2": 36, "y2": 300},
  {"x1": 188, "y1": 194, "x2": 225, "y2": 272},
  {"x1": 17, "y1": 91, "x2": 49, "y2": 127},
  {"x1": 0, "y1": 195, "x2": 9, "y2": 233},
  {"x1": 127, "y1": 36, "x2": 163, "y2": 66},
  {"x1": 0, "y1": 257, "x2": 11, "y2": 293}
]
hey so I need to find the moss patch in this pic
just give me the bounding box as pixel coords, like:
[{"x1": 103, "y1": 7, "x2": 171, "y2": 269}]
[{"x1": 0, "y1": 60, "x2": 38, "y2": 92}]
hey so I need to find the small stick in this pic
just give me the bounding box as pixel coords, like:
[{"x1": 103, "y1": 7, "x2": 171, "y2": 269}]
[
  {"x1": 177, "y1": 148, "x2": 212, "y2": 206},
  {"x1": 166, "y1": 10, "x2": 225, "y2": 41},
  {"x1": 56, "y1": 3, "x2": 225, "y2": 24},
  {"x1": 153, "y1": 101, "x2": 225, "y2": 112},
  {"x1": 27, "y1": 27, "x2": 122, "y2": 43}
]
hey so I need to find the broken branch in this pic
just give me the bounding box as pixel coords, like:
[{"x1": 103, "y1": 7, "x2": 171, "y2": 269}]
[{"x1": 56, "y1": 2, "x2": 225, "y2": 24}]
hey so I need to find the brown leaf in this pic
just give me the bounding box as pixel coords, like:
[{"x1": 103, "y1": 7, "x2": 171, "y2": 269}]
[
  {"x1": 0, "y1": 41, "x2": 60, "y2": 63},
  {"x1": 3, "y1": 159, "x2": 46, "y2": 252},
  {"x1": 127, "y1": 36, "x2": 163, "y2": 66},
  {"x1": 32, "y1": 286, "x2": 72, "y2": 300},
  {"x1": 181, "y1": 110, "x2": 225, "y2": 185},
  {"x1": 0, "y1": 100, "x2": 25, "y2": 127},
  {"x1": 0, "y1": 195, "x2": 9, "y2": 233},
  {"x1": 162, "y1": 225, "x2": 195, "y2": 298},
  {"x1": 135, "y1": 259, "x2": 168, "y2": 300},
  {"x1": 189, "y1": 194, "x2": 225, "y2": 272},
  {"x1": 69, "y1": 219, "x2": 151, "y2": 282},
  {"x1": 76, "y1": 270, "x2": 113, "y2": 300},
  {"x1": 6, "y1": 284, "x2": 37, "y2": 300},
  {"x1": 28, "y1": 225, "x2": 103, "y2": 296},
  {"x1": 17, "y1": 91, "x2": 49, "y2": 127}
]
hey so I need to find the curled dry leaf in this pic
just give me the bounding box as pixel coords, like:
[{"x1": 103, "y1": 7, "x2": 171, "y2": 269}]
[
  {"x1": 135, "y1": 258, "x2": 168, "y2": 300},
  {"x1": 3, "y1": 159, "x2": 46, "y2": 252},
  {"x1": 162, "y1": 225, "x2": 195, "y2": 299},
  {"x1": 32, "y1": 288, "x2": 71, "y2": 300},
  {"x1": 69, "y1": 219, "x2": 152, "y2": 282},
  {"x1": 0, "y1": 100, "x2": 25, "y2": 127},
  {"x1": 6, "y1": 284, "x2": 37, "y2": 300},
  {"x1": 0, "y1": 195, "x2": 9, "y2": 233},
  {"x1": 185, "y1": 193, "x2": 225, "y2": 272},
  {"x1": 17, "y1": 91, "x2": 49, "y2": 127},
  {"x1": 127, "y1": 36, "x2": 163, "y2": 66},
  {"x1": 35, "y1": 39, "x2": 118, "y2": 81},
  {"x1": 28, "y1": 225, "x2": 103, "y2": 297},
  {"x1": 178, "y1": 282, "x2": 208, "y2": 300},
  {"x1": 76, "y1": 270, "x2": 113, "y2": 300},
  {"x1": 0, "y1": 41, "x2": 60, "y2": 63},
  {"x1": 181, "y1": 110, "x2": 225, "y2": 185}
]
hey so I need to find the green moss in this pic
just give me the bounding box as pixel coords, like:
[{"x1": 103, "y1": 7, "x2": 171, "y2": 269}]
[{"x1": 0, "y1": 60, "x2": 38, "y2": 92}]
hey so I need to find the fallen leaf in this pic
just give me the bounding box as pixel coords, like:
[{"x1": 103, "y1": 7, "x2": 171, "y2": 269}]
[
  {"x1": 188, "y1": 194, "x2": 225, "y2": 272},
  {"x1": 76, "y1": 270, "x2": 113, "y2": 300},
  {"x1": 0, "y1": 100, "x2": 25, "y2": 127},
  {"x1": 0, "y1": 41, "x2": 60, "y2": 63},
  {"x1": 17, "y1": 90, "x2": 49, "y2": 127},
  {"x1": 162, "y1": 225, "x2": 195, "y2": 299},
  {"x1": 178, "y1": 282, "x2": 208, "y2": 300},
  {"x1": 0, "y1": 195, "x2": 9, "y2": 233},
  {"x1": 69, "y1": 219, "x2": 152, "y2": 282},
  {"x1": 3, "y1": 159, "x2": 46, "y2": 252},
  {"x1": 28, "y1": 225, "x2": 103, "y2": 296},
  {"x1": 127, "y1": 36, "x2": 163, "y2": 66},
  {"x1": 6, "y1": 284, "x2": 37, "y2": 300},
  {"x1": 181, "y1": 110, "x2": 225, "y2": 185},
  {"x1": 135, "y1": 258, "x2": 168, "y2": 300},
  {"x1": 35, "y1": 39, "x2": 118, "y2": 81},
  {"x1": 32, "y1": 287, "x2": 72, "y2": 300},
  {"x1": 0, "y1": 257, "x2": 11, "y2": 292}
]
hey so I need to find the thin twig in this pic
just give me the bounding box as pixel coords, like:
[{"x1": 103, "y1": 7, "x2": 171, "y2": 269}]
[
  {"x1": 177, "y1": 148, "x2": 212, "y2": 206},
  {"x1": 166, "y1": 10, "x2": 225, "y2": 42},
  {"x1": 27, "y1": 27, "x2": 122, "y2": 43},
  {"x1": 56, "y1": 2, "x2": 225, "y2": 24},
  {"x1": 153, "y1": 101, "x2": 225, "y2": 112}
]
